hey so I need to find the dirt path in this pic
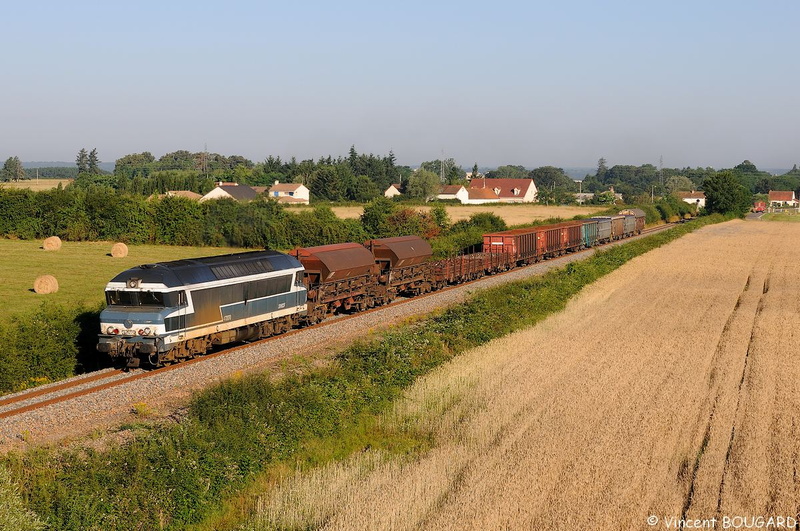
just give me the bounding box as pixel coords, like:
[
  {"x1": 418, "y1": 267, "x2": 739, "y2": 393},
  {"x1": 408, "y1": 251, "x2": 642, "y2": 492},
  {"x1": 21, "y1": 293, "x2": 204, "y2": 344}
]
[{"x1": 247, "y1": 220, "x2": 800, "y2": 530}]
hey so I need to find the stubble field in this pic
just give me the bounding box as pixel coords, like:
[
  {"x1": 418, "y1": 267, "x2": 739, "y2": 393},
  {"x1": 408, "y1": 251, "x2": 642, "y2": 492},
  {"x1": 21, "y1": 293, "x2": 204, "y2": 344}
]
[
  {"x1": 244, "y1": 220, "x2": 800, "y2": 530},
  {"x1": 0, "y1": 179, "x2": 72, "y2": 191},
  {"x1": 291, "y1": 204, "x2": 607, "y2": 225}
]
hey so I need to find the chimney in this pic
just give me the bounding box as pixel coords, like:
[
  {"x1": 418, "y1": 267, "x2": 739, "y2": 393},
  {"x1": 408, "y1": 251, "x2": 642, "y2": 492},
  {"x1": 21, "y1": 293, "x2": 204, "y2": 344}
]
[{"x1": 274, "y1": 180, "x2": 279, "y2": 185}]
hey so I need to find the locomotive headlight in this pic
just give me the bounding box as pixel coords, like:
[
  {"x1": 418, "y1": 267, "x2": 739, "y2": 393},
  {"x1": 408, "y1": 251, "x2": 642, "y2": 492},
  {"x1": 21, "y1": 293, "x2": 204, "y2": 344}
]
[
  {"x1": 106, "y1": 326, "x2": 115, "y2": 335},
  {"x1": 143, "y1": 327, "x2": 152, "y2": 335},
  {"x1": 138, "y1": 329, "x2": 145, "y2": 336}
]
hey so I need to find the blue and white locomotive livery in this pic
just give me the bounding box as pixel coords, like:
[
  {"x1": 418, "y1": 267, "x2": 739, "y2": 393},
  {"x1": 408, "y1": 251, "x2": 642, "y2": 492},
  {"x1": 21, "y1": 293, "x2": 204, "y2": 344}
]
[{"x1": 97, "y1": 251, "x2": 307, "y2": 367}]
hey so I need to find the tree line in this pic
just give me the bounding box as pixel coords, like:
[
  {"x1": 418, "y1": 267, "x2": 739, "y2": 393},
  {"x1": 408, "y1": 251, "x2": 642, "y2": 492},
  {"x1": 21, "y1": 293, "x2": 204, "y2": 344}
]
[{"x1": 583, "y1": 158, "x2": 800, "y2": 202}]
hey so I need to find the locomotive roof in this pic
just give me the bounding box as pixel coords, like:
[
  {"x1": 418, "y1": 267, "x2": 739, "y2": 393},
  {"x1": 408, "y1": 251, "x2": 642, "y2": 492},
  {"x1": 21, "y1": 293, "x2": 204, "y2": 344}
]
[{"x1": 109, "y1": 250, "x2": 301, "y2": 288}]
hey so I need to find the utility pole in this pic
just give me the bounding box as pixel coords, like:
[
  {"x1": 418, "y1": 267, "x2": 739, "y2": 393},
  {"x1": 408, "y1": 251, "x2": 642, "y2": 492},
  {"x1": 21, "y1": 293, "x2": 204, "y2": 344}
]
[
  {"x1": 659, "y1": 155, "x2": 664, "y2": 196},
  {"x1": 203, "y1": 143, "x2": 209, "y2": 179}
]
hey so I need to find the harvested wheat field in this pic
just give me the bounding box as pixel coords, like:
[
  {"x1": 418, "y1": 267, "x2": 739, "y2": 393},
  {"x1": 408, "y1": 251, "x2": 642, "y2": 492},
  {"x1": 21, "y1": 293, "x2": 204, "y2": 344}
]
[
  {"x1": 245, "y1": 220, "x2": 800, "y2": 530},
  {"x1": 289, "y1": 204, "x2": 606, "y2": 225}
]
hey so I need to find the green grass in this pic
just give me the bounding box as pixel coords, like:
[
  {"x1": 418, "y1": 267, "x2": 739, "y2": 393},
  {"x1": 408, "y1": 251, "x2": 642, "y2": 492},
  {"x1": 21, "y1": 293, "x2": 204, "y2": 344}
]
[
  {"x1": 761, "y1": 212, "x2": 800, "y2": 222},
  {"x1": 2, "y1": 214, "x2": 727, "y2": 531},
  {"x1": 0, "y1": 240, "x2": 248, "y2": 320}
]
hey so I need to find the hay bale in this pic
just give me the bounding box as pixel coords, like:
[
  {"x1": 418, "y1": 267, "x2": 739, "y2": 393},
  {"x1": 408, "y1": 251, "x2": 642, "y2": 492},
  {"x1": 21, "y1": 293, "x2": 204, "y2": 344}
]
[
  {"x1": 111, "y1": 242, "x2": 129, "y2": 258},
  {"x1": 42, "y1": 236, "x2": 62, "y2": 251},
  {"x1": 33, "y1": 275, "x2": 59, "y2": 294}
]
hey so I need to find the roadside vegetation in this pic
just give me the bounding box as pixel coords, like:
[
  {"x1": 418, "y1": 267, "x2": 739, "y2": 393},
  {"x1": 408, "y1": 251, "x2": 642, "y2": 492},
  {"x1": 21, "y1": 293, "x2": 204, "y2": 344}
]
[
  {"x1": 761, "y1": 212, "x2": 800, "y2": 222},
  {"x1": 0, "y1": 214, "x2": 727, "y2": 530}
]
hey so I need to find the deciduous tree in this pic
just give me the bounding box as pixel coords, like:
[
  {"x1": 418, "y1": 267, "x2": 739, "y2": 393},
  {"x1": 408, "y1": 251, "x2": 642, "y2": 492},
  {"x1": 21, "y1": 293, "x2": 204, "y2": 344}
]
[
  {"x1": 703, "y1": 171, "x2": 751, "y2": 216},
  {"x1": 406, "y1": 169, "x2": 440, "y2": 201},
  {"x1": 1, "y1": 156, "x2": 25, "y2": 182}
]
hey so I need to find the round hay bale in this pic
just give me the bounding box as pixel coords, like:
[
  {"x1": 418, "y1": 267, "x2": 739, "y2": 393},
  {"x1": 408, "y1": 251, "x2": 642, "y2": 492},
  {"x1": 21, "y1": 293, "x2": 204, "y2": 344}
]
[
  {"x1": 33, "y1": 275, "x2": 59, "y2": 294},
  {"x1": 43, "y1": 236, "x2": 62, "y2": 251},
  {"x1": 111, "y1": 242, "x2": 129, "y2": 258}
]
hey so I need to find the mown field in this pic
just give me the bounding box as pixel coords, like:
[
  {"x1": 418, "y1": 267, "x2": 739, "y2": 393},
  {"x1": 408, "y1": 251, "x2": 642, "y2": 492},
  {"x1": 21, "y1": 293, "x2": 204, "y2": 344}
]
[
  {"x1": 291, "y1": 204, "x2": 607, "y2": 224},
  {"x1": 0, "y1": 179, "x2": 72, "y2": 191},
  {"x1": 0, "y1": 240, "x2": 247, "y2": 319},
  {"x1": 762, "y1": 211, "x2": 800, "y2": 222},
  {"x1": 241, "y1": 220, "x2": 800, "y2": 530}
]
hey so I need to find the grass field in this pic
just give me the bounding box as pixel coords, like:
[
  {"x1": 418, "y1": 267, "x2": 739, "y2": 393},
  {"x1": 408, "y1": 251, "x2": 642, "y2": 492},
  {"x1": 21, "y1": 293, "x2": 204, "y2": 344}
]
[
  {"x1": 761, "y1": 212, "x2": 800, "y2": 222},
  {"x1": 289, "y1": 204, "x2": 607, "y2": 225},
  {"x1": 0, "y1": 240, "x2": 247, "y2": 318},
  {"x1": 0, "y1": 179, "x2": 72, "y2": 191},
  {"x1": 243, "y1": 220, "x2": 800, "y2": 530}
]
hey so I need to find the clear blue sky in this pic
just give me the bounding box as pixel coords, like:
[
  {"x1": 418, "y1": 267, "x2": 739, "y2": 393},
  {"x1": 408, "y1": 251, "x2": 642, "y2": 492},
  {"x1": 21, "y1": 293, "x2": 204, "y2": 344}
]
[{"x1": 2, "y1": 0, "x2": 798, "y2": 169}]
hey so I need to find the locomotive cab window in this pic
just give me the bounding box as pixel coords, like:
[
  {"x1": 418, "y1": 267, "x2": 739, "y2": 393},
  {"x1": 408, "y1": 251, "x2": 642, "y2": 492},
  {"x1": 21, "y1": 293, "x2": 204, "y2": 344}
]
[{"x1": 106, "y1": 290, "x2": 185, "y2": 307}]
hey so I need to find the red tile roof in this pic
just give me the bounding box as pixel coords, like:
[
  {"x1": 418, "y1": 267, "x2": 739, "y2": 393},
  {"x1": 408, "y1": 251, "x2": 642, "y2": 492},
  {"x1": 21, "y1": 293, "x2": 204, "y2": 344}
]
[
  {"x1": 468, "y1": 178, "x2": 534, "y2": 198},
  {"x1": 769, "y1": 190, "x2": 796, "y2": 202},
  {"x1": 440, "y1": 185, "x2": 464, "y2": 195},
  {"x1": 468, "y1": 188, "x2": 499, "y2": 200},
  {"x1": 676, "y1": 191, "x2": 706, "y2": 199},
  {"x1": 270, "y1": 183, "x2": 305, "y2": 192}
]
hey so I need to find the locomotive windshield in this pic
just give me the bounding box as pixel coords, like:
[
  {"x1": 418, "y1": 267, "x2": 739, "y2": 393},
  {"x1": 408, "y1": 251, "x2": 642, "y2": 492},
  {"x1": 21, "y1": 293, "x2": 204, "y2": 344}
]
[{"x1": 106, "y1": 290, "x2": 185, "y2": 307}]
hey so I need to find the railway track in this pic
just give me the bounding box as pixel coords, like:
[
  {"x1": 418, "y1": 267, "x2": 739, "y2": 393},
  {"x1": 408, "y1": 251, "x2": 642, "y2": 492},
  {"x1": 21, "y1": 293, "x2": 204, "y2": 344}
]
[{"x1": 0, "y1": 222, "x2": 675, "y2": 424}]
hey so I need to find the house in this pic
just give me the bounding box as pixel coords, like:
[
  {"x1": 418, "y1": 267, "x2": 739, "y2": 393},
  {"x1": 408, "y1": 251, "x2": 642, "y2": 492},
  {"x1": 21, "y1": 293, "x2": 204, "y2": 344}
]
[
  {"x1": 676, "y1": 190, "x2": 706, "y2": 209},
  {"x1": 268, "y1": 181, "x2": 310, "y2": 204},
  {"x1": 768, "y1": 190, "x2": 798, "y2": 208},
  {"x1": 384, "y1": 183, "x2": 402, "y2": 198},
  {"x1": 437, "y1": 185, "x2": 468, "y2": 203},
  {"x1": 463, "y1": 187, "x2": 501, "y2": 205},
  {"x1": 199, "y1": 182, "x2": 259, "y2": 203},
  {"x1": 467, "y1": 178, "x2": 537, "y2": 203}
]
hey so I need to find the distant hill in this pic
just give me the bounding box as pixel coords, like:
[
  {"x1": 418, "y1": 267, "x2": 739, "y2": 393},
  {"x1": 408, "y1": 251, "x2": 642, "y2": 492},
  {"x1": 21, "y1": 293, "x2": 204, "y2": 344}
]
[{"x1": 23, "y1": 161, "x2": 115, "y2": 172}]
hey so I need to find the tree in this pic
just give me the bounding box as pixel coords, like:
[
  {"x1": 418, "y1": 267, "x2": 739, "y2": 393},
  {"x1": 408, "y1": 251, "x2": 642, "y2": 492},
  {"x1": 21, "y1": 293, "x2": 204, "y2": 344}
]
[
  {"x1": 420, "y1": 158, "x2": 459, "y2": 183},
  {"x1": 310, "y1": 166, "x2": 344, "y2": 201},
  {"x1": 346, "y1": 174, "x2": 380, "y2": 202},
  {"x1": 596, "y1": 157, "x2": 608, "y2": 181},
  {"x1": 529, "y1": 166, "x2": 575, "y2": 190},
  {"x1": 405, "y1": 169, "x2": 440, "y2": 200},
  {"x1": 361, "y1": 196, "x2": 397, "y2": 237},
  {"x1": 486, "y1": 165, "x2": 528, "y2": 179},
  {"x1": 703, "y1": 171, "x2": 751, "y2": 216},
  {"x1": 430, "y1": 203, "x2": 450, "y2": 229},
  {"x1": 88, "y1": 148, "x2": 100, "y2": 174},
  {"x1": 1, "y1": 156, "x2": 25, "y2": 182},
  {"x1": 76, "y1": 149, "x2": 89, "y2": 173},
  {"x1": 665, "y1": 175, "x2": 695, "y2": 194},
  {"x1": 471, "y1": 163, "x2": 479, "y2": 179}
]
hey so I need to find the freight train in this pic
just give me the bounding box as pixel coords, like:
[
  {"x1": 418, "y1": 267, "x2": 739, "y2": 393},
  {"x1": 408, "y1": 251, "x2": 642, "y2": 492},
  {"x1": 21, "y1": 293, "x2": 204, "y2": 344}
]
[{"x1": 97, "y1": 210, "x2": 645, "y2": 368}]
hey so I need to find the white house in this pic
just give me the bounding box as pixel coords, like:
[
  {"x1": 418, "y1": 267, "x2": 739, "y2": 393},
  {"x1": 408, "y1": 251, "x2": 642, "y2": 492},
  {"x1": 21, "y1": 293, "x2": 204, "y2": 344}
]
[
  {"x1": 199, "y1": 182, "x2": 259, "y2": 203},
  {"x1": 384, "y1": 183, "x2": 402, "y2": 198},
  {"x1": 768, "y1": 190, "x2": 798, "y2": 208},
  {"x1": 676, "y1": 190, "x2": 706, "y2": 209},
  {"x1": 268, "y1": 182, "x2": 310, "y2": 204},
  {"x1": 437, "y1": 185, "x2": 468, "y2": 203},
  {"x1": 467, "y1": 178, "x2": 537, "y2": 203}
]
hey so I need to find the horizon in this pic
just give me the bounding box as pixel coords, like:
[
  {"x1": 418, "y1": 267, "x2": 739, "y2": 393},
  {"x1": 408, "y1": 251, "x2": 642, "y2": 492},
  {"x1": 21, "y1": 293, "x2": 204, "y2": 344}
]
[{"x1": 2, "y1": 1, "x2": 798, "y2": 169}]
